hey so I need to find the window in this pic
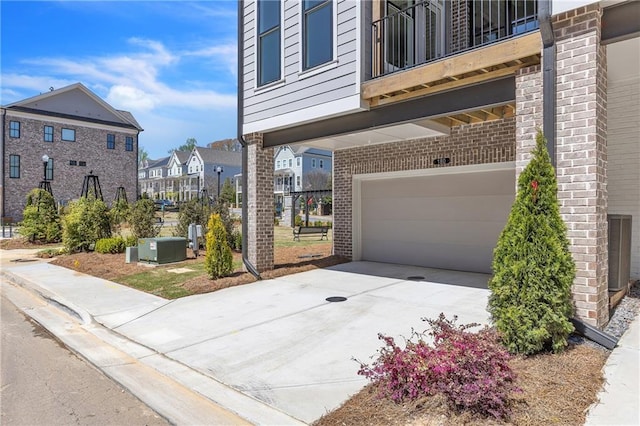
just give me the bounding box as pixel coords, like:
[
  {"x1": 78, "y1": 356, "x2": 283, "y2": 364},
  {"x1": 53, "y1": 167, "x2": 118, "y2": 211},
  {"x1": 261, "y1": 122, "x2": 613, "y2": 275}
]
[
  {"x1": 70, "y1": 160, "x2": 77, "y2": 166},
  {"x1": 288, "y1": 159, "x2": 292, "y2": 167},
  {"x1": 9, "y1": 121, "x2": 20, "y2": 138},
  {"x1": 296, "y1": 175, "x2": 301, "y2": 187},
  {"x1": 62, "y1": 128, "x2": 75, "y2": 141},
  {"x1": 9, "y1": 155, "x2": 20, "y2": 178},
  {"x1": 44, "y1": 126, "x2": 54, "y2": 142},
  {"x1": 107, "y1": 134, "x2": 115, "y2": 149},
  {"x1": 125, "y1": 136, "x2": 133, "y2": 151},
  {"x1": 277, "y1": 160, "x2": 281, "y2": 169},
  {"x1": 79, "y1": 161, "x2": 86, "y2": 167},
  {"x1": 257, "y1": 0, "x2": 281, "y2": 86},
  {"x1": 312, "y1": 158, "x2": 317, "y2": 168},
  {"x1": 303, "y1": 0, "x2": 333, "y2": 70},
  {"x1": 319, "y1": 159, "x2": 324, "y2": 169},
  {"x1": 45, "y1": 158, "x2": 54, "y2": 181},
  {"x1": 297, "y1": 157, "x2": 301, "y2": 166}
]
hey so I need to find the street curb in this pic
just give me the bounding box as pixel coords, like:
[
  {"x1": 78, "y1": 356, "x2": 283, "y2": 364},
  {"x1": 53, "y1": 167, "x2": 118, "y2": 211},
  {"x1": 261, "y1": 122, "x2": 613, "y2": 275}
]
[
  {"x1": 1, "y1": 267, "x2": 307, "y2": 425},
  {"x1": 1, "y1": 268, "x2": 93, "y2": 325}
]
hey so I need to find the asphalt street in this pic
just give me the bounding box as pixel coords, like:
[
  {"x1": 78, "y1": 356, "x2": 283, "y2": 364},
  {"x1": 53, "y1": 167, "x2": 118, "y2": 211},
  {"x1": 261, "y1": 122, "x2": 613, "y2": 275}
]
[{"x1": 0, "y1": 289, "x2": 169, "y2": 426}]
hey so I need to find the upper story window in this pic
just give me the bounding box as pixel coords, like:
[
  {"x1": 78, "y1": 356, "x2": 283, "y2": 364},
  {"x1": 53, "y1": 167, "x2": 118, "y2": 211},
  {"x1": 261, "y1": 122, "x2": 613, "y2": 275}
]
[
  {"x1": 257, "y1": 0, "x2": 281, "y2": 86},
  {"x1": 9, "y1": 121, "x2": 20, "y2": 138},
  {"x1": 125, "y1": 136, "x2": 134, "y2": 151},
  {"x1": 319, "y1": 159, "x2": 324, "y2": 169},
  {"x1": 296, "y1": 157, "x2": 301, "y2": 166},
  {"x1": 45, "y1": 158, "x2": 54, "y2": 181},
  {"x1": 62, "y1": 128, "x2": 75, "y2": 142},
  {"x1": 44, "y1": 126, "x2": 54, "y2": 142},
  {"x1": 302, "y1": 0, "x2": 333, "y2": 70},
  {"x1": 107, "y1": 134, "x2": 115, "y2": 149},
  {"x1": 79, "y1": 161, "x2": 86, "y2": 167},
  {"x1": 277, "y1": 160, "x2": 281, "y2": 169},
  {"x1": 71, "y1": 160, "x2": 78, "y2": 166},
  {"x1": 312, "y1": 158, "x2": 317, "y2": 168},
  {"x1": 9, "y1": 155, "x2": 20, "y2": 178},
  {"x1": 288, "y1": 159, "x2": 292, "y2": 167}
]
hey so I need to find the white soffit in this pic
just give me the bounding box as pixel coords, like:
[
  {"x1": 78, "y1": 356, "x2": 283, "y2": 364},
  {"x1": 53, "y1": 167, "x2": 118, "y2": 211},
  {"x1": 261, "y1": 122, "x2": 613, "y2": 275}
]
[
  {"x1": 303, "y1": 120, "x2": 450, "y2": 151},
  {"x1": 607, "y1": 37, "x2": 640, "y2": 83}
]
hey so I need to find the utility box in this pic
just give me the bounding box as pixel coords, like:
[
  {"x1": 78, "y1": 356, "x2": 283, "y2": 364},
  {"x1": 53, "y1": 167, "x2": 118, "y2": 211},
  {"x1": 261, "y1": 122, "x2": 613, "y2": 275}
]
[
  {"x1": 608, "y1": 215, "x2": 632, "y2": 292},
  {"x1": 138, "y1": 237, "x2": 187, "y2": 264},
  {"x1": 125, "y1": 246, "x2": 138, "y2": 263}
]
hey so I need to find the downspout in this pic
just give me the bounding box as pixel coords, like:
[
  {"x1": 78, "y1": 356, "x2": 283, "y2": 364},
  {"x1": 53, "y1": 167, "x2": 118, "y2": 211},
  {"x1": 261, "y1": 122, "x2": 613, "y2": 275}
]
[
  {"x1": 539, "y1": 0, "x2": 556, "y2": 166},
  {"x1": 237, "y1": 0, "x2": 261, "y2": 280}
]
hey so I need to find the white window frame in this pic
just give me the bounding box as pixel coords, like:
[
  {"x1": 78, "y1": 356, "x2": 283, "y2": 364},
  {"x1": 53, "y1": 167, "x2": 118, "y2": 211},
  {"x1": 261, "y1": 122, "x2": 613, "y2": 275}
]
[
  {"x1": 254, "y1": 0, "x2": 285, "y2": 91},
  {"x1": 312, "y1": 158, "x2": 317, "y2": 168},
  {"x1": 298, "y1": 0, "x2": 338, "y2": 78}
]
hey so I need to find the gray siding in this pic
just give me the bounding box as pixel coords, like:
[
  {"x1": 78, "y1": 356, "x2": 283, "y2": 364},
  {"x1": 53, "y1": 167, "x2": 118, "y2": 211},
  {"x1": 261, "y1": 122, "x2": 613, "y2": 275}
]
[{"x1": 242, "y1": 0, "x2": 361, "y2": 131}]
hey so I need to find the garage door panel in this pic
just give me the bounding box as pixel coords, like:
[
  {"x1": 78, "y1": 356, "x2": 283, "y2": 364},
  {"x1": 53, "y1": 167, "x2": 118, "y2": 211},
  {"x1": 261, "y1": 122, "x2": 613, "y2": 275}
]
[
  {"x1": 361, "y1": 172, "x2": 515, "y2": 199},
  {"x1": 359, "y1": 167, "x2": 515, "y2": 274},
  {"x1": 361, "y1": 219, "x2": 506, "y2": 246},
  {"x1": 361, "y1": 238, "x2": 494, "y2": 274},
  {"x1": 361, "y1": 194, "x2": 514, "y2": 222}
]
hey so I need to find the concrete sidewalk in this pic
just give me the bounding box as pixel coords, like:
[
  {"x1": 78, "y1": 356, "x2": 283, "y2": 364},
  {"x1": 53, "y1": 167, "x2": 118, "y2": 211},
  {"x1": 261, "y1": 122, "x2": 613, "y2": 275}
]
[{"x1": 2, "y1": 249, "x2": 638, "y2": 424}]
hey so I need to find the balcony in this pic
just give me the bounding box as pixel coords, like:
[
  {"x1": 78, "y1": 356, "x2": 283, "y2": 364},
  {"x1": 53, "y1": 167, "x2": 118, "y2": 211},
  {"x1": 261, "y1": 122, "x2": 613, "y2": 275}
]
[{"x1": 366, "y1": 0, "x2": 541, "y2": 107}]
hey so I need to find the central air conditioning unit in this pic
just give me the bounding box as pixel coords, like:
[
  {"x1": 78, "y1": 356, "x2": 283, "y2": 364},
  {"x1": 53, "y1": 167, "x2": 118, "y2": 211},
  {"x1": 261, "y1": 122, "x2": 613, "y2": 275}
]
[
  {"x1": 138, "y1": 237, "x2": 187, "y2": 265},
  {"x1": 608, "y1": 215, "x2": 632, "y2": 292}
]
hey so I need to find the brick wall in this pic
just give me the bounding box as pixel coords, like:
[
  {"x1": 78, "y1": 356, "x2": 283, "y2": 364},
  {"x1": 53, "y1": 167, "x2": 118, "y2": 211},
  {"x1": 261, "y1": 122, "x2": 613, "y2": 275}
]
[
  {"x1": 333, "y1": 118, "x2": 516, "y2": 259},
  {"x1": 245, "y1": 133, "x2": 274, "y2": 272},
  {"x1": 2, "y1": 112, "x2": 138, "y2": 220},
  {"x1": 553, "y1": 4, "x2": 608, "y2": 326},
  {"x1": 515, "y1": 65, "x2": 543, "y2": 175},
  {"x1": 449, "y1": 0, "x2": 470, "y2": 53}
]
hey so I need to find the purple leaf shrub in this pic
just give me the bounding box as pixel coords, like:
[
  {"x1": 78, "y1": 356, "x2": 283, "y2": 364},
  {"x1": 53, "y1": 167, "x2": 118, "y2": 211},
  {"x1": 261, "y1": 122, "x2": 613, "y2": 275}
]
[{"x1": 357, "y1": 314, "x2": 519, "y2": 420}]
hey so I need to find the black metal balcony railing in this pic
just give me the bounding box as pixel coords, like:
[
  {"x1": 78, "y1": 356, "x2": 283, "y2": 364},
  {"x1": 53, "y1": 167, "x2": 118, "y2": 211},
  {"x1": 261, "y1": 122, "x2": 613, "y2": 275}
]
[{"x1": 372, "y1": 0, "x2": 539, "y2": 79}]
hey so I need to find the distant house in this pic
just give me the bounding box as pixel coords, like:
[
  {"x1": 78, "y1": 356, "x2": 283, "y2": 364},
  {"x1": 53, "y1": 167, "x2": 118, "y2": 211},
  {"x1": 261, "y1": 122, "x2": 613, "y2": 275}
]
[
  {"x1": 1, "y1": 83, "x2": 143, "y2": 220},
  {"x1": 184, "y1": 147, "x2": 241, "y2": 200},
  {"x1": 235, "y1": 145, "x2": 333, "y2": 209},
  {"x1": 138, "y1": 157, "x2": 170, "y2": 199},
  {"x1": 138, "y1": 142, "x2": 242, "y2": 202}
]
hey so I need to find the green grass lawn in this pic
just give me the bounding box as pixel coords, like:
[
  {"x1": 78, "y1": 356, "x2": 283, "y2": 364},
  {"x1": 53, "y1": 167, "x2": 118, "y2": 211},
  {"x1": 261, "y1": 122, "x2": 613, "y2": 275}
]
[{"x1": 115, "y1": 223, "x2": 330, "y2": 299}]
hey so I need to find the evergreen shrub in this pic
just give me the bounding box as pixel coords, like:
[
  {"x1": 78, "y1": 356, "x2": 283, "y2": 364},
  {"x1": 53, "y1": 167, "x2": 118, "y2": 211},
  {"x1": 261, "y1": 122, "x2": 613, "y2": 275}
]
[
  {"x1": 488, "y1": 131, "x2": 575, "y2": 354},
  {"x1": 20, "y1": 189, "x2": 62, "y2": 243},
  {"x1": 204, "y1": 213, "x2": 233, "y2": 279}
]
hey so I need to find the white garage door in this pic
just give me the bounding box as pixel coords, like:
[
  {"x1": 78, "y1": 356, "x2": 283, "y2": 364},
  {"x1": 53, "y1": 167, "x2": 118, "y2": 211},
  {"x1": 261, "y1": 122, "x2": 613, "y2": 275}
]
[{"x1": 358, "y1": 166, "x2": 515, "y2": 274}]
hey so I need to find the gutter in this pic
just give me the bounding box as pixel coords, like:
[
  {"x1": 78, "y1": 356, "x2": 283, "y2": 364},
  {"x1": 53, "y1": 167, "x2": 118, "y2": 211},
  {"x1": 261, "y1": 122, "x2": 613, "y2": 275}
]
[
  {"x1": 236, "y1": 0, "x2": 261, "y2": 280},
  {"x1": 539, "y1": 0, "x2": 556, "y2": 166}
]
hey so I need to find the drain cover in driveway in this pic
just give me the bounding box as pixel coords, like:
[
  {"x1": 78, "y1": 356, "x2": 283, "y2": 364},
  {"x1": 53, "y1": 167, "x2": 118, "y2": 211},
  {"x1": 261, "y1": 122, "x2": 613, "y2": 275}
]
[
  {"x1": 326, "y1": 296, "x2": 347, "y2": 303},
  {"x1": 407, "y1": 276, "x2": 425, "y2": 281}
]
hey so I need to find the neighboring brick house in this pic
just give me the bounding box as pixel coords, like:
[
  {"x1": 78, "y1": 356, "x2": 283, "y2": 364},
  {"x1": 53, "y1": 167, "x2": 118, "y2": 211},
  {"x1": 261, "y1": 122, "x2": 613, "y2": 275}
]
[
  {"x1": 239, "y1": 0, "x2": 640, "y2": 328},
  {"x1": 1, "y1": 83, "x2": 142, "y2": 220}
]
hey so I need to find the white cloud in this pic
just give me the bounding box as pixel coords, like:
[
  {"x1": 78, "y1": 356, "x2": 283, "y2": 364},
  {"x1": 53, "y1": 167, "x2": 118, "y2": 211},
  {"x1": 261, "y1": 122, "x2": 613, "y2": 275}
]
[{"x1": 107, "y1": 85, "x2": 157, "y2": 110}]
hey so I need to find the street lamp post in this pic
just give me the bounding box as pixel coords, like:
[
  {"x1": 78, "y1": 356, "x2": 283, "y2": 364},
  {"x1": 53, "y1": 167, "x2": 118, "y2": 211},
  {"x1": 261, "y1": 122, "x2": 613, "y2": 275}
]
[
  {"x1": 216, "y1": 166, "x2": 223, "y2": 199},
  {"x1": 38, "y1": 154, "x2": 53, "y2": 196}
]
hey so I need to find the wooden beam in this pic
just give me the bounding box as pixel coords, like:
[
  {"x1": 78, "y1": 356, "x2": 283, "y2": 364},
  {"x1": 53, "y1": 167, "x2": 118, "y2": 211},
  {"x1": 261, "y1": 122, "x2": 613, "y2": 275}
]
[
  {"x1": 371, "y1": 61, "x2": 536, "y2": 107},
  {"x1": 481, "y1": 108, "x2": 501, "y2": 119},
  {"x1": 448, "y1": 116, "x2": 469, "y2": 125},
  {"x1": 432, "y1": 117, "x2": 452, "y2": 128},
  {"x1": 362, "y1": 32, "x2": 541, "y2": 100}
]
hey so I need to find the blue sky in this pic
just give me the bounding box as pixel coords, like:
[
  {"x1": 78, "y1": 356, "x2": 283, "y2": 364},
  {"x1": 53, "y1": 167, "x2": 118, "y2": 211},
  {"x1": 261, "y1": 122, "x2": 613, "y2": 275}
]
[{"x1": 1, "y1": 0, "x2": 238, "y2": 159}]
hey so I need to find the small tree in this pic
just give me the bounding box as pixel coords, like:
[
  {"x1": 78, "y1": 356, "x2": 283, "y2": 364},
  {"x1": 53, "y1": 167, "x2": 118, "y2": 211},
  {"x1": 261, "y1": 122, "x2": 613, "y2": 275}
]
[
  {"x1": 109, "y1": 199, "x2": 130, "y2": 235},
  {"x1": 488, "y1": 131, "x2": 575, "y2": 355},
  {"x1": 62, "y1": 197, "x2": 111, "y2": 252},
  {"x1": 20, "y1": 189, "x2": 62, "y2": 243},
  {"x1": 219, "y1": 178, "x2": 236, "y2": 205},
  {"x1": 174, "y1": 198, "x2": 211, "y2": 239},
  {"x1": 204, "y1": 213, "x2": 233, "y2": 279},
  {"x1": 129, "y1": 198, "x2": 157, "y2": 239}
]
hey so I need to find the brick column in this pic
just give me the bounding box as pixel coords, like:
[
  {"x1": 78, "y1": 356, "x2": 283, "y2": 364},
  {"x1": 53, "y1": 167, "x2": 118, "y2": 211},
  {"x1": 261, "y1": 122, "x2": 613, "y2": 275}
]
[
  {"x1": 515, "y1": 65, "x2": 543, "y2": 177},
  {"x1": 332, "y1": 150, "x2": 352, "y2": 259},
  {"x1": 554, "y1": 5, "x2": 608, "y2": 327},
  {"x1": 449, "y1": 0, "x2": 471, "y2": 53},
  {"x1": 245, "y1": 133, "x2": 274, "y2": 272}
]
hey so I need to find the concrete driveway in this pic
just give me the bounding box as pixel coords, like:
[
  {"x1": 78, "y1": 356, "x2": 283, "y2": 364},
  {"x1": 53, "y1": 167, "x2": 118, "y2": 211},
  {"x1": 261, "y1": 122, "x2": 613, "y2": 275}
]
[{"x1": 110, "y1": 261, "x2": 491, "y2": 423}]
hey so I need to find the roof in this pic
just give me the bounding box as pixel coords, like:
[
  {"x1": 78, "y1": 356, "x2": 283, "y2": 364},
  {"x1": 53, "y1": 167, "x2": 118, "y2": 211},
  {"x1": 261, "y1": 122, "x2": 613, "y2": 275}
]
[
  {"x1": 3, "y1": 82, "x2": 143, "y2": 131},
  {"x1": 149, "y1": 157, "x2": 170, "y2": 168},
  {"x1": 193, "y1": 147, "x2": 241, "y2": 167}
]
